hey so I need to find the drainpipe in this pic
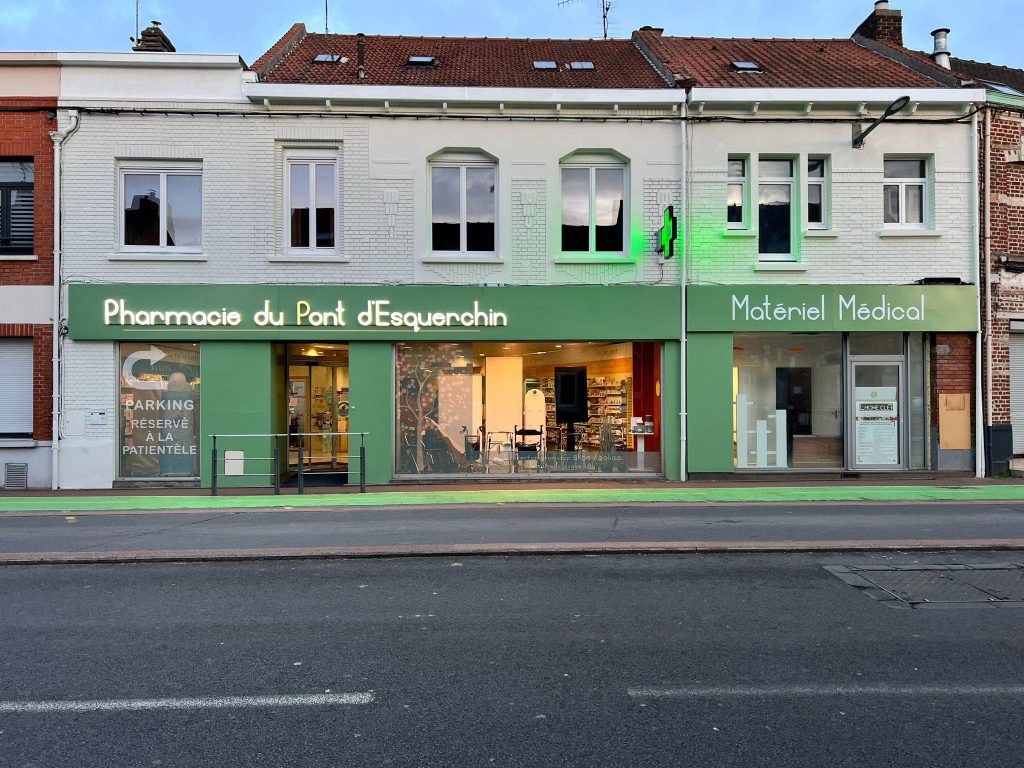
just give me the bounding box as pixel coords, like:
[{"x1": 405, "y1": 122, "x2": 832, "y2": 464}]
[
  {"x1": 983, "y1": 106, "x2": 993, "y2": 447},
  {"x1": 49, "y1": 109, "x2": 80, "y2": 490},
  {"x1": 972, "y1": 107, "x2": 985, "y2": 478},
  {"x1": 679, "y1": 98, "x2": 688, "y2": 481}
]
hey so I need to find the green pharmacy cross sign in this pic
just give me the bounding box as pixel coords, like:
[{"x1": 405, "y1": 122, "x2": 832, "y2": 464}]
[{"x1": 658, "y1": 205, "x2": 678, "y2": 260}]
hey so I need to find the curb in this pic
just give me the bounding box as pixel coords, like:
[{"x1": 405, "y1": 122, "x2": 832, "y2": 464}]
[{"x1": 4, "y1": 538, "x2": 1024, "y2": 565}]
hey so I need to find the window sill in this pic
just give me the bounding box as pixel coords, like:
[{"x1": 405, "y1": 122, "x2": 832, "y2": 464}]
[
  {"x1": 723, "y1": 229, "x2": 757, "y2": 238},
  {"x1": 268, "y1": 254, "x2": 350, "y2": 264},
  {"x1": 0, "y1": 438, "x2": 45, "y2": 448},
  {"x1": 555, "y1": 254, "x2": 636, "y2": 265},
  {"x1": 422, "y1": 253, "x2": 502, "y2": 264},
  {"x1": 804, "y1": 229, "x2": 838, "y2": 238},
  {"x1": 876, "y1": 229, "x2": 944, "y2": 238},
  {"x1": 109, "y1": 252, "x2": 207, "y2": 262},
  {"x1": 0, "y1": 253, "x2": 39, "y2": 261},
  {"x1": 754, "y1": 261, "x2": 806, "y2": 272}
]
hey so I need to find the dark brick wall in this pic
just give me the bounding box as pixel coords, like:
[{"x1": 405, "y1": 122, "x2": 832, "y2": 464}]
[
  {"x1": 982, "y1": 108, "x2": 1024, "y2": 429},
  {"x1": 931, "y1": 332, "x2": 975, "y2": 437},
  {"x1": 1, "y1": 98, "x2": 56, "y2": 442},
  {"x1": 0, "y1": 98, "x2": 56, "y2": 285},
  {"x1": 0, "y1": 323, "x2": 52, "y2": 441},
  {"x1": 854, "y1": 8, "x2": 904, "y2": 47}
]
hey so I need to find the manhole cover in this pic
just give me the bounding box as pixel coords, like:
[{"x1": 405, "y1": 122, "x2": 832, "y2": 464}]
[{"x1": 824, "y1": 564, "x2": 1024, "y2": 609}]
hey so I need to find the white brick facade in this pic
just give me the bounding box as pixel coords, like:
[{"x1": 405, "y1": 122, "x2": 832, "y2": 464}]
[{"x1": 687, "y1": 118, "x2": 977, "y2": 285}]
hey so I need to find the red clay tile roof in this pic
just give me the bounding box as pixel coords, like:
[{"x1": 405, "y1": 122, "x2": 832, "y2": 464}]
[
  {"x1": 634, "y1": 30, "x2": 947, "y2": 89},
  {"x1": 252, "y1": 23, "x2": 306, "y2": 74},
  {"x1": 950, "y1": 57, "x2": 1024, "y2": 95},
  {"x1": 257, "y1": 30, "x2": 671, "y2": 89}
]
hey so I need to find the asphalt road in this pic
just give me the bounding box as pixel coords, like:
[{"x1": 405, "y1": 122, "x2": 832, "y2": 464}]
[
  {"x1": 1, "y1": 552, "x2": 1023, "y2": 767},
  {"x1": 3, "y1": 500, "x2": 1024, "y2": 558}
]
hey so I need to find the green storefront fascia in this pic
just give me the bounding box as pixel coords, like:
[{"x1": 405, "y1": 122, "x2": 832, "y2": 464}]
[
  {"x1": 685, "y1": 283, "x2": 978, "y2": 474},
  {"x1": 68, "y1": 284, "x2": 684, "y2": 485}
]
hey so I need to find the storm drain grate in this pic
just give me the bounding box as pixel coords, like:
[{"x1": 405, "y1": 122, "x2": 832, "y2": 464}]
[
  {"x1": 825, "y1": 564, "x2": 1024, "y2": 609},
  {"x1": 3, "y1": 463, "x2": 28, "y2": 490}
]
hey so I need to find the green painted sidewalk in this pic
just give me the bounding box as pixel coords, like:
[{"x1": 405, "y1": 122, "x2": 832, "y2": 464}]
[{"x1": 4, "y1": 485, "x2": 1024, "y2": 513}]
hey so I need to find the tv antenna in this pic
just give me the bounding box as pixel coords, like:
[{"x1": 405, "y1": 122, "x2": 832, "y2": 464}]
[
  {"x1": 325, "y1": 0, "x2": 329, "y2": 33},
  {"x1": 558, "y1": 0, "x2": 613, "y2": 40}
]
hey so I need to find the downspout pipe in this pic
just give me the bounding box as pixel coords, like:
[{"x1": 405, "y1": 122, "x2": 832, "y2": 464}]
[
  {"x1": 972, "y1": 107, "x2": 985, "y2": 478},
  {"x1": 679, "y1": 96, "x2": 688, "y2": 481},
  {"x1": 983, "y1": 105, "x2": 993, "y2": 446},
  {"x1": 49, "y1": 108, "x2": 80, "y2": 490}
]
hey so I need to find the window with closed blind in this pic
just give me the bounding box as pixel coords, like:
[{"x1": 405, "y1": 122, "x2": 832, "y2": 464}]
[
  {"x1": 0, "y1": 339, "x2": 33, "y2": 437},
  {"x1": 0, "y1": 160, "x2": 34, "y2": 257}
]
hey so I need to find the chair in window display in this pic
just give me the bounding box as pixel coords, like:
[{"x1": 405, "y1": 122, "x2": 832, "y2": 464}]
[{"x1": 513, "y1": 424, "x2": 544, "y2": 472}]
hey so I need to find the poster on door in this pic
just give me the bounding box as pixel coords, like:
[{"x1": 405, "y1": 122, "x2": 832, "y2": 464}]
[{"x1": 855, "y1": 387, "x2": 898, "y2": 465}]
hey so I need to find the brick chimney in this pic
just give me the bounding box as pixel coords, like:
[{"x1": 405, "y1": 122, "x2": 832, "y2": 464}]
[
  {"x1": 132, "y1": 20, "x2": 176, "y2": 53},
  {"x1": 854, "y1": 0, "x2": 903, "y2": 48}
]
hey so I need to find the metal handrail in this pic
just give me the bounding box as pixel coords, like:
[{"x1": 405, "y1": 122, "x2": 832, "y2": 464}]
[{"x1": 209, "y1": 431, "x2": 368, "y2": 496}]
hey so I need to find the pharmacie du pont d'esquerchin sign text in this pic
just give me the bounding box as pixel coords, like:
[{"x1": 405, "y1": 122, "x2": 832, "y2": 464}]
[
  {"x1": 103, "y1": 298, "x2": 509, "y2": 333},
  {"x1": 731, "y1": 292, "x2": 927, "y2": 323}
]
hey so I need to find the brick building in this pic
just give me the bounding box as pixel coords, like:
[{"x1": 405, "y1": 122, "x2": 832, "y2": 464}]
[
  {"x1": 848, "y1": 1, "x2": 1024, "y2": 473},
  {"x1": 0, "y1": 55, "x2": 59, "y2": 489},
  {"x1": 952, "y1": 60, "x2": 1024, "y2": 474},
  {"x1": 637, "y1": 3, "x2": 984, "y2": 476}
]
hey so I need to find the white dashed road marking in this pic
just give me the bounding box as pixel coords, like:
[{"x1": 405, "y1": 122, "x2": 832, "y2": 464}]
[
  {"x1": 629, "y1": 684, "x2": 1024, "y2": 699},
  {"x1": 0, "y1": 692, "x2": 374, "y2": 714}
]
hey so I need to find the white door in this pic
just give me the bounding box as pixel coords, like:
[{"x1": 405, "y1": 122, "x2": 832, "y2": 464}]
[
  {"x1": 1009, "y1": 334, "x2": 1024, "y2": 454},
  {"x1": 850, "y1": 361, "x2": 903, "y2": 468}
]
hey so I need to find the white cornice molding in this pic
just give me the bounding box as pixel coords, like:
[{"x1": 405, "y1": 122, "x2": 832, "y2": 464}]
[
  {"x1": 688, "y1": 87, "x2": 987, "y2": 105},
  {"x1": 245, "y1": 82, "x2": 685, "y2": 106}
]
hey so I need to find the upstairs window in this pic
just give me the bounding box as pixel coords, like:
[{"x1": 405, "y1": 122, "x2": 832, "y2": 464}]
[
  {"x1": 430, "y1": 160, "x2": 496, "y2": 254},
  {"x1": 561, "y1": 162, "x2": 626, "y2": 254},
  {"x1": 758, "y1": 158, "x2": 793, "y2": 257},
  {"x1": 883, "y1": 158, "x2": 926, "y2": 227},
  {"x1": 806, "y1": 157, "x2": 829, "y2": 229},
  {"x1": 121, "y1": 164, "x2": 202, "y2": 251},
  {"x1": 0, "y1": 160, "x2": 33, "y2": 256},
  {"x1": 727, "y1": 157, "x2": 747, "y2": 229},
  {"x1": 287, "y1": 154, "x2": 338, "y2": 253}
]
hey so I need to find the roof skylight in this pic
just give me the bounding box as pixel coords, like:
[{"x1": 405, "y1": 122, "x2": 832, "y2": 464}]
[
  {"x1": 569, "y1": 61, "x2": 594, "y2": 70},
  {"x1": 407, "y1": 55, "x2": 436, "y2": 66},
  {"x1": 314, "y1": 54, "x2": 344, "y2": 63},
  {"x1": 533, "y1": 60, "x2": 557, "y2": 70},
  {"x1": 730, "y1": 60, "x2": 764, "y2": 72}
]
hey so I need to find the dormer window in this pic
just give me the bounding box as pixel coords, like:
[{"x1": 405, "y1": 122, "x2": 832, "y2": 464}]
[
  {"x1": 731, "y1": 61, "x2": 764, "y2": 73},
  {"x1": 533, "y1": 61, "x2": 557, "y2": 70},
  {"x1": 568, "y1": 61, "x2": 594, "y2": 70},
  {"x1": 407, "y1": 55, "x2": 435, "y2": 66}
]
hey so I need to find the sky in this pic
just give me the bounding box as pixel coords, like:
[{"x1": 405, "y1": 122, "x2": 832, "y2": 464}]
[{"x1": 0, "y1": 0, "x2": 1020, "y2": 70}]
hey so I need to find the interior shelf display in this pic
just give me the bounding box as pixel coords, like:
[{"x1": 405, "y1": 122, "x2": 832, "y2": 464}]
[{"x1": 537, "y1": 375, "x2": 631, "y2": 451}]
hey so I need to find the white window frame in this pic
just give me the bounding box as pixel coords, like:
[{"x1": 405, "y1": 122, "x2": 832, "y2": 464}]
[
  {"x1": 882, "y1": 156, "x2": 929, "y2": 229},
  {"x1": 726, "y1": 155, "x2": 749, "y2": 230},
  {"x1": 118, "y1": 162, "x2": 203, "y2": 254},
  {"x1": 284, "y1": 150, "x2": 341, "y2": 258},
  {"x1": 757, "y1": 156, "x2": 795, "y2": 261},
  {"x1": 559, "y1": 155, "x2": 629, "y2": 259},
  {"x1": 806, "y1": 156, "x2": 829, "y2": 230},
  {"x1": 428, "y1": 158, "x2": 498, "y2": 258}
]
